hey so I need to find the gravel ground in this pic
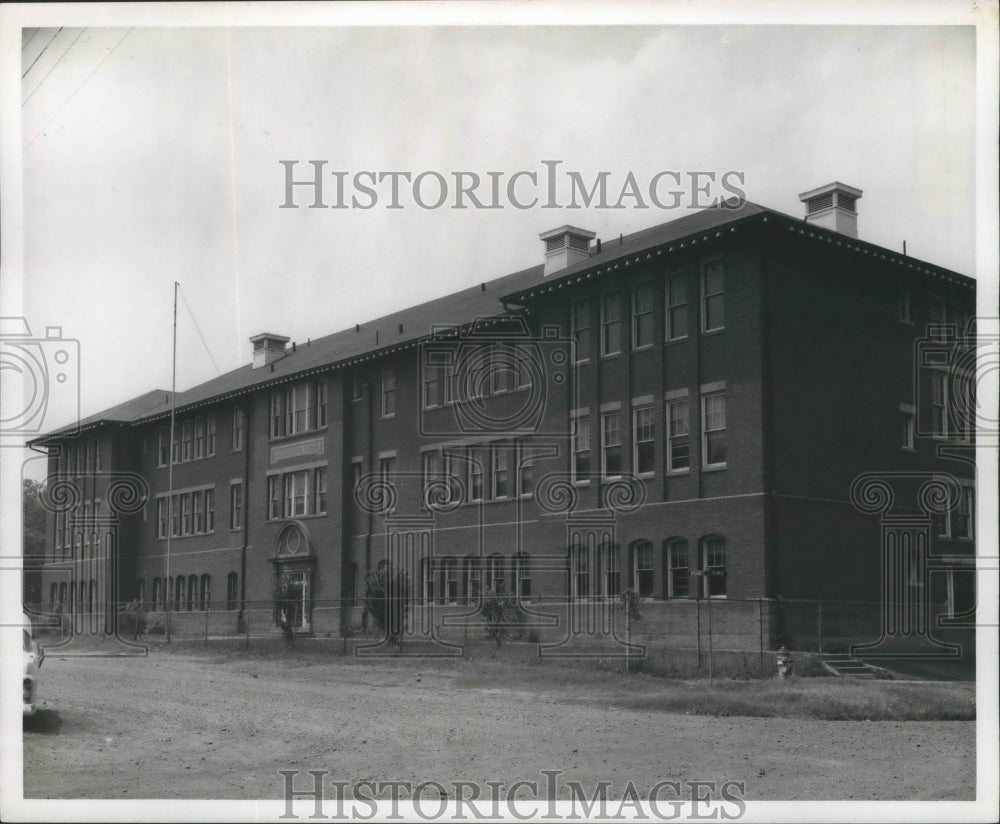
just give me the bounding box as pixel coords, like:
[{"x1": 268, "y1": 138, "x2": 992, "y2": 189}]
[{"x1": 23, "y1": 649, "x2": 975, "y2": 801}]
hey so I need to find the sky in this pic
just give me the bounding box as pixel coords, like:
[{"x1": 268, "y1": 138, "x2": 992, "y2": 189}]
[{"x1": 2, "y1": 5, "x2": 992, "y2": 480}]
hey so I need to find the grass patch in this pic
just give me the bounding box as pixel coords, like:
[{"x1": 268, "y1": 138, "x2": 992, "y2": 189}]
[{"x1": 610, "y1": 679, "x2": 975, "y2": 721}]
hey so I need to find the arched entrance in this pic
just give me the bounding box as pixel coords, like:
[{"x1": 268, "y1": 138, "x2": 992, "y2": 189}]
[{"x1": 270, "y1": 522, "x2": 315, "y2": 633}]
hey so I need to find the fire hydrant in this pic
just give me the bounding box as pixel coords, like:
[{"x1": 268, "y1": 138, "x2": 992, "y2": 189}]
[{"x1": 776, "y1": 646, "x2": 791, "y2": 680}]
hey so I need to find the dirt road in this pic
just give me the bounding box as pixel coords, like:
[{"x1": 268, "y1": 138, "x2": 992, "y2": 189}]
[{"x1": 23, "y1": 648, "x2": 974, "y2": 801}]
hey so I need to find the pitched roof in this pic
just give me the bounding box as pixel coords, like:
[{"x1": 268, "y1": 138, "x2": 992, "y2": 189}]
[{"x1": 31, "y1": 199, "x2": 971, "y2": 442}]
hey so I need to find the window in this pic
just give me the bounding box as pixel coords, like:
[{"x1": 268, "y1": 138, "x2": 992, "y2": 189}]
[
  {"x1": 423, "y1": 363, "x2": 442, "y2": 409},
  {"x1": 515, "y1": 345, "x2": 532, "y2": 390},
  {"x1": 443, "y1": 558, "x2": 459, "y2": 603},
  {"x1": 226, "y1": 572, "x2": 239, "y2": 610},
  {"x1": 422, "y1": 558, "x2": 435, "y2": 604},
  {"x1": 492, "y1": 444, "x2": 509, "y2": 499},
  {"x1": 632, "y1": 281, "x2": 654, "y2": 348},
  {"x1": 205, "y1": 489, "x2": 215, "y2": 531},
  {"x1": 268, "y1": 475, "x2": 282, "y2": 520},
  {"x1": 491, "y1": 345, "x2": 514, "y2": 395},
  {"x1": 956, "y1": 485, "x2": 974, "y2": 540},
  {"x1": 352, "y1": 459, "x2": 364, "y2": 494},
  {"x1": 316, "y1": 382, "x2": 328, "y2": 428},
  {"x1": 601, "y1": 542, "x2": 620, "y2": 597},
  {"x1": 352, "y1": 372, "x2": 363, "y2": 402},
  {"x1": 95, "y1": 441, "x2": 102, "y2": 471},
  {"x1": 286, "y1": 384, "x2": 312, "y2": 435},
  {"x1": 269, "y1": 393, "x2": 284, "y2": 438},
  {"x1": 633, "y1": 405, "x2": 655, "y2": 475},
  {"x1": 930, "y1": 372, "x2": 947, "y2": 437},
  {"x1": 601, "y1": 411, "x2": 623, "y2": 479},
  {"x1": 701, "y1": 259, "x2": 725, "y2": 332},
  {"x1": 702, "y1": 392, "x2": 727, "y2": 468},
  {"x1": 182, "y1": 420, "x2": 193, "y2": 461},
  {"x1": 421, "y1": 450, "x2": 438, "y2": 495},
  {"x1": 929, "y1": 295, "x2": 946, "y2": 325},
  {"x1": 200, "y1": 575, "x2": 211, "y2": 610},
  {"x1": 517, "y1": 440, "x2": 534, "y2": 498},
  {"x1": 667, "y1": 396, "x2": 690, "y2": 472},
  {"x1": 314, "y1": 468, "x2": 327, "y2": 515},
  {"x1": 667, "y1": 539, "x2": 689, "y2": 597},
  {"x1": 172, "y1": 427, "x2": 181, "y2": 463},
  {"x1": 230, "y1": 482, "x2": 243, "y2": 530},
  {"x1": 193, "y1": 491, "x2": 205, "y2": 533},
  {"x1": 379, "y1": 455, "x2": 396, "y2": 485},
  {"x1": 194, "y1": 418, "x2": 205, "y2": 459},
  {"x1": 901, "y1": 404, "x2": 915, "y2": 450},
  {"x1": 701, "y1": 536, "x2": 727, "y2": 597},
  {"x1": 899, "y1": 289, "x2": 913, "y2": 323},
  {"x1": 468, "y1": 447, "x2": 485, "y2": 502},
  {"x1": 514, "y1": 553, "x2": 531, "y2": 599},
  {"x1": 570, "y1": 543, "x2": 590, "y2": 598},
  {"x1": 285, "y1": 471, "x2": 309, "y2": 517},
  {"x1": 206, "y1": 415, "x2": 216, "y2": 455},
  {"x1": 665, "y1": 272, "x2": 688, "y2": 340},
  {"x1": 486, "y1": 554, "x2": 505, "y2": 594},
  {"x1": 152, "y1": 579, "x2": 162, "y2": 610},
  {"x1": 181, "y1": 493, "x2": 192, "y2": 535},
  {"x1": 633, "y1": 541, "x2": 654, "y2": 597},
  {"x1": 381, "y1": 366, "x2": 397, "y2": 418},
  {"x1": 572, "y1": 414, "x2": 591, "y2": 482},
  {"x1": 465, "y1": 557, "x2": 481, "y2": 602},
  {"x1": 571, "y1": 299, "x2": 590, "y2": 363},
  {"x1": 232, "y1": 408, "x2": 245, "y2": 452},
  {"x1": 176, "y1": 576, "x2": 186, "y2": 611},
  {"x1": 187, "y1": 574, "x2": 197, "y2": 611},
  {"x1": 601, "y1": 292, "x2": 622, "y2": 356},
  {"x1": 952, "y1": 372, "x2": 973, "y2": 443},
  {"x1": 157, "y1": 498, "x2": 169, "y2": 539}
]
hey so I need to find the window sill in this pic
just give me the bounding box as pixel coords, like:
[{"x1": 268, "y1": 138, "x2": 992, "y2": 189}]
[
  {"x1": 665, "y1": 336, "x2": 689, "y2": 345},
  {"x1": 157, "y1": 531, "x2": 216, "y2": 541},
  {"x1": 600, "y1": 352, "x2": 621, "y2": 360},
  {"x1": 902, "y1": 446, "x2": 916, "y2": 452},
  {"x1": 702, "y1": 464, "x2": 727, "y2": 472},
  {"x1": 636, "y1": 472, "x2": 655, "y2": 480},
  {"x1": 572, "y1": 480, "x2": 591, "y2": 487},
  {"x1": 701, "y1": 328, "x2": 725, "y2": 337},
  {"x1": 268, "y1": 426, "x2": 329, "y2": 444},
  {"x1": 632, "y1": 344, "x2": 653, "y2": 353},
  {"x1": 666, "y1": 469, "x2": 690, "y2": 476}
]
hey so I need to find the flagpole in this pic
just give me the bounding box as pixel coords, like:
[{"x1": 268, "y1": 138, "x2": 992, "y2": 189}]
[{"x1": 165, "y1": 281, "x2": 178, "y2": 644}]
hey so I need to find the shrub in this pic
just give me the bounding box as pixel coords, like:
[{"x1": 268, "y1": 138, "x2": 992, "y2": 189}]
[
  {"x1": 145, "y1": 611, "x2": 166, "y2": 635},
  {"x1": 364, "y1": 561, "x2": 411, "y2": 645},
  {"x1": 117, "y1": 601, "x2": 147, "y2": 636},
  {"x1": 481, "y1": 586, "x2": 518, "y2": 647}
]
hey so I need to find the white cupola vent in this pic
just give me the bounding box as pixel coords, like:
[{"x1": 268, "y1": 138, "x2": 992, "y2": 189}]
[
  {"x1": 798, "y1": 182, "x2": 863, "y2": 238},
  {"x1": 539, "y1": 225, "x2": 596, "y2": 276}
]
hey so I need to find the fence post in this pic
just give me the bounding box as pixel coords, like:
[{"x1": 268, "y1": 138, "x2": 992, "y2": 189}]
[
  {"x1": 817, "y1": 599, "x2": 823, "y2": 657},
  {"x1": 706, "y1": 594, "x2": 714, "y2": 685},
  {"x1": 695, "y1": 598, "x2": 702, "y2": 670},
  {"x1": 205, "y1": 604, "x2": 210, "y2": 647},
  {"x1": 245, "y1": 609, "x2": 250, "y2": 650}
]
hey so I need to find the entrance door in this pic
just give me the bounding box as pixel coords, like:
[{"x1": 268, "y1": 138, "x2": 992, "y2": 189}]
[{"x1": 279, "y1": 569, "x2": 311, "y2": 631}]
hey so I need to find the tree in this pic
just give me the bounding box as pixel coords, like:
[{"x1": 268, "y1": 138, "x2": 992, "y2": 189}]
[
  {"x1": 481, "y1": 585, "x2": 518, "y2": 647},
  {"x1": 364, "y1": 560, "x2": 411, "y2": 646},
  {"x1": 22, "y1": 479, "x2": 47, "y2": 607}
]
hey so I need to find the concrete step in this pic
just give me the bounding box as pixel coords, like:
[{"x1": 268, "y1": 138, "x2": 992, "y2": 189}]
[{"x1": 821, "y1": 654, "x2": 888, "y2": 679}]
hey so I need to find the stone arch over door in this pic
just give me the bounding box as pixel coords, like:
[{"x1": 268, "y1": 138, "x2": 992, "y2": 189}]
[{"x1": 270, "y1": 521, "x2": 316, "y2": 633}]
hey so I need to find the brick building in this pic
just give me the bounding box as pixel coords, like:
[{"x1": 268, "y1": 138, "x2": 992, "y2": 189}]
[{"x1": 29, "y1": 183, "x2": 977, "y2": 651}]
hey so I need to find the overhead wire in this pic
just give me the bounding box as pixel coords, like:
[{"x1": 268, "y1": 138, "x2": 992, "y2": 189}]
[
  {"x1": 25, "y1": 27, "x2": 133, "y2": 150},
  {"x1": 21, "y1": 26, "x2": 62, "y2": 79},
  {"x1": 179, "y1": 286, "x2": 224, "y2": 377},
  {"x1": 23, "y1": 27, "x2": 87, "y2": 107}
]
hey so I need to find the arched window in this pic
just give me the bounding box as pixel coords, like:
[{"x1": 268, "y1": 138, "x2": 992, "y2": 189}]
[
  {"x1": 49, "y1": 583, "x2": 58, "y2": 610},
  {"x1": 200, "y1": 574, "x2": 211, "y2": 610},
  {"x1": 631, "y1": 540, "x2": 654, "y2": 597},
  {"x1": 699, "y1": 535, "x2": 727, "y2": 598},
  {"x1": 153, "y1": 578, "x2": 162, "y2": 610},
  {"x1": 513, "y1": 553, "x2": 531, "y2": 599},
  {"x1": 78, "y1": 580, "x2": 85, "y2": 614},
  {"x1": 88, "y1": 580, "x2": 96, "y2": 613},
  {"x1": 187, "y1": 575, "x2": 197, "y2": 611},
  {"x1": 137, "y1": 579, "x2": 146, "y2": 608},
  {"x1": 59, "y1": 582, "x2": 68, "y2": 610},
  {"x1": 175, "y1": 576, "x2": 185, "y2": 610},
  {"x1": 226, "y1": 572, "x2": 239, "y2": 610}
]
